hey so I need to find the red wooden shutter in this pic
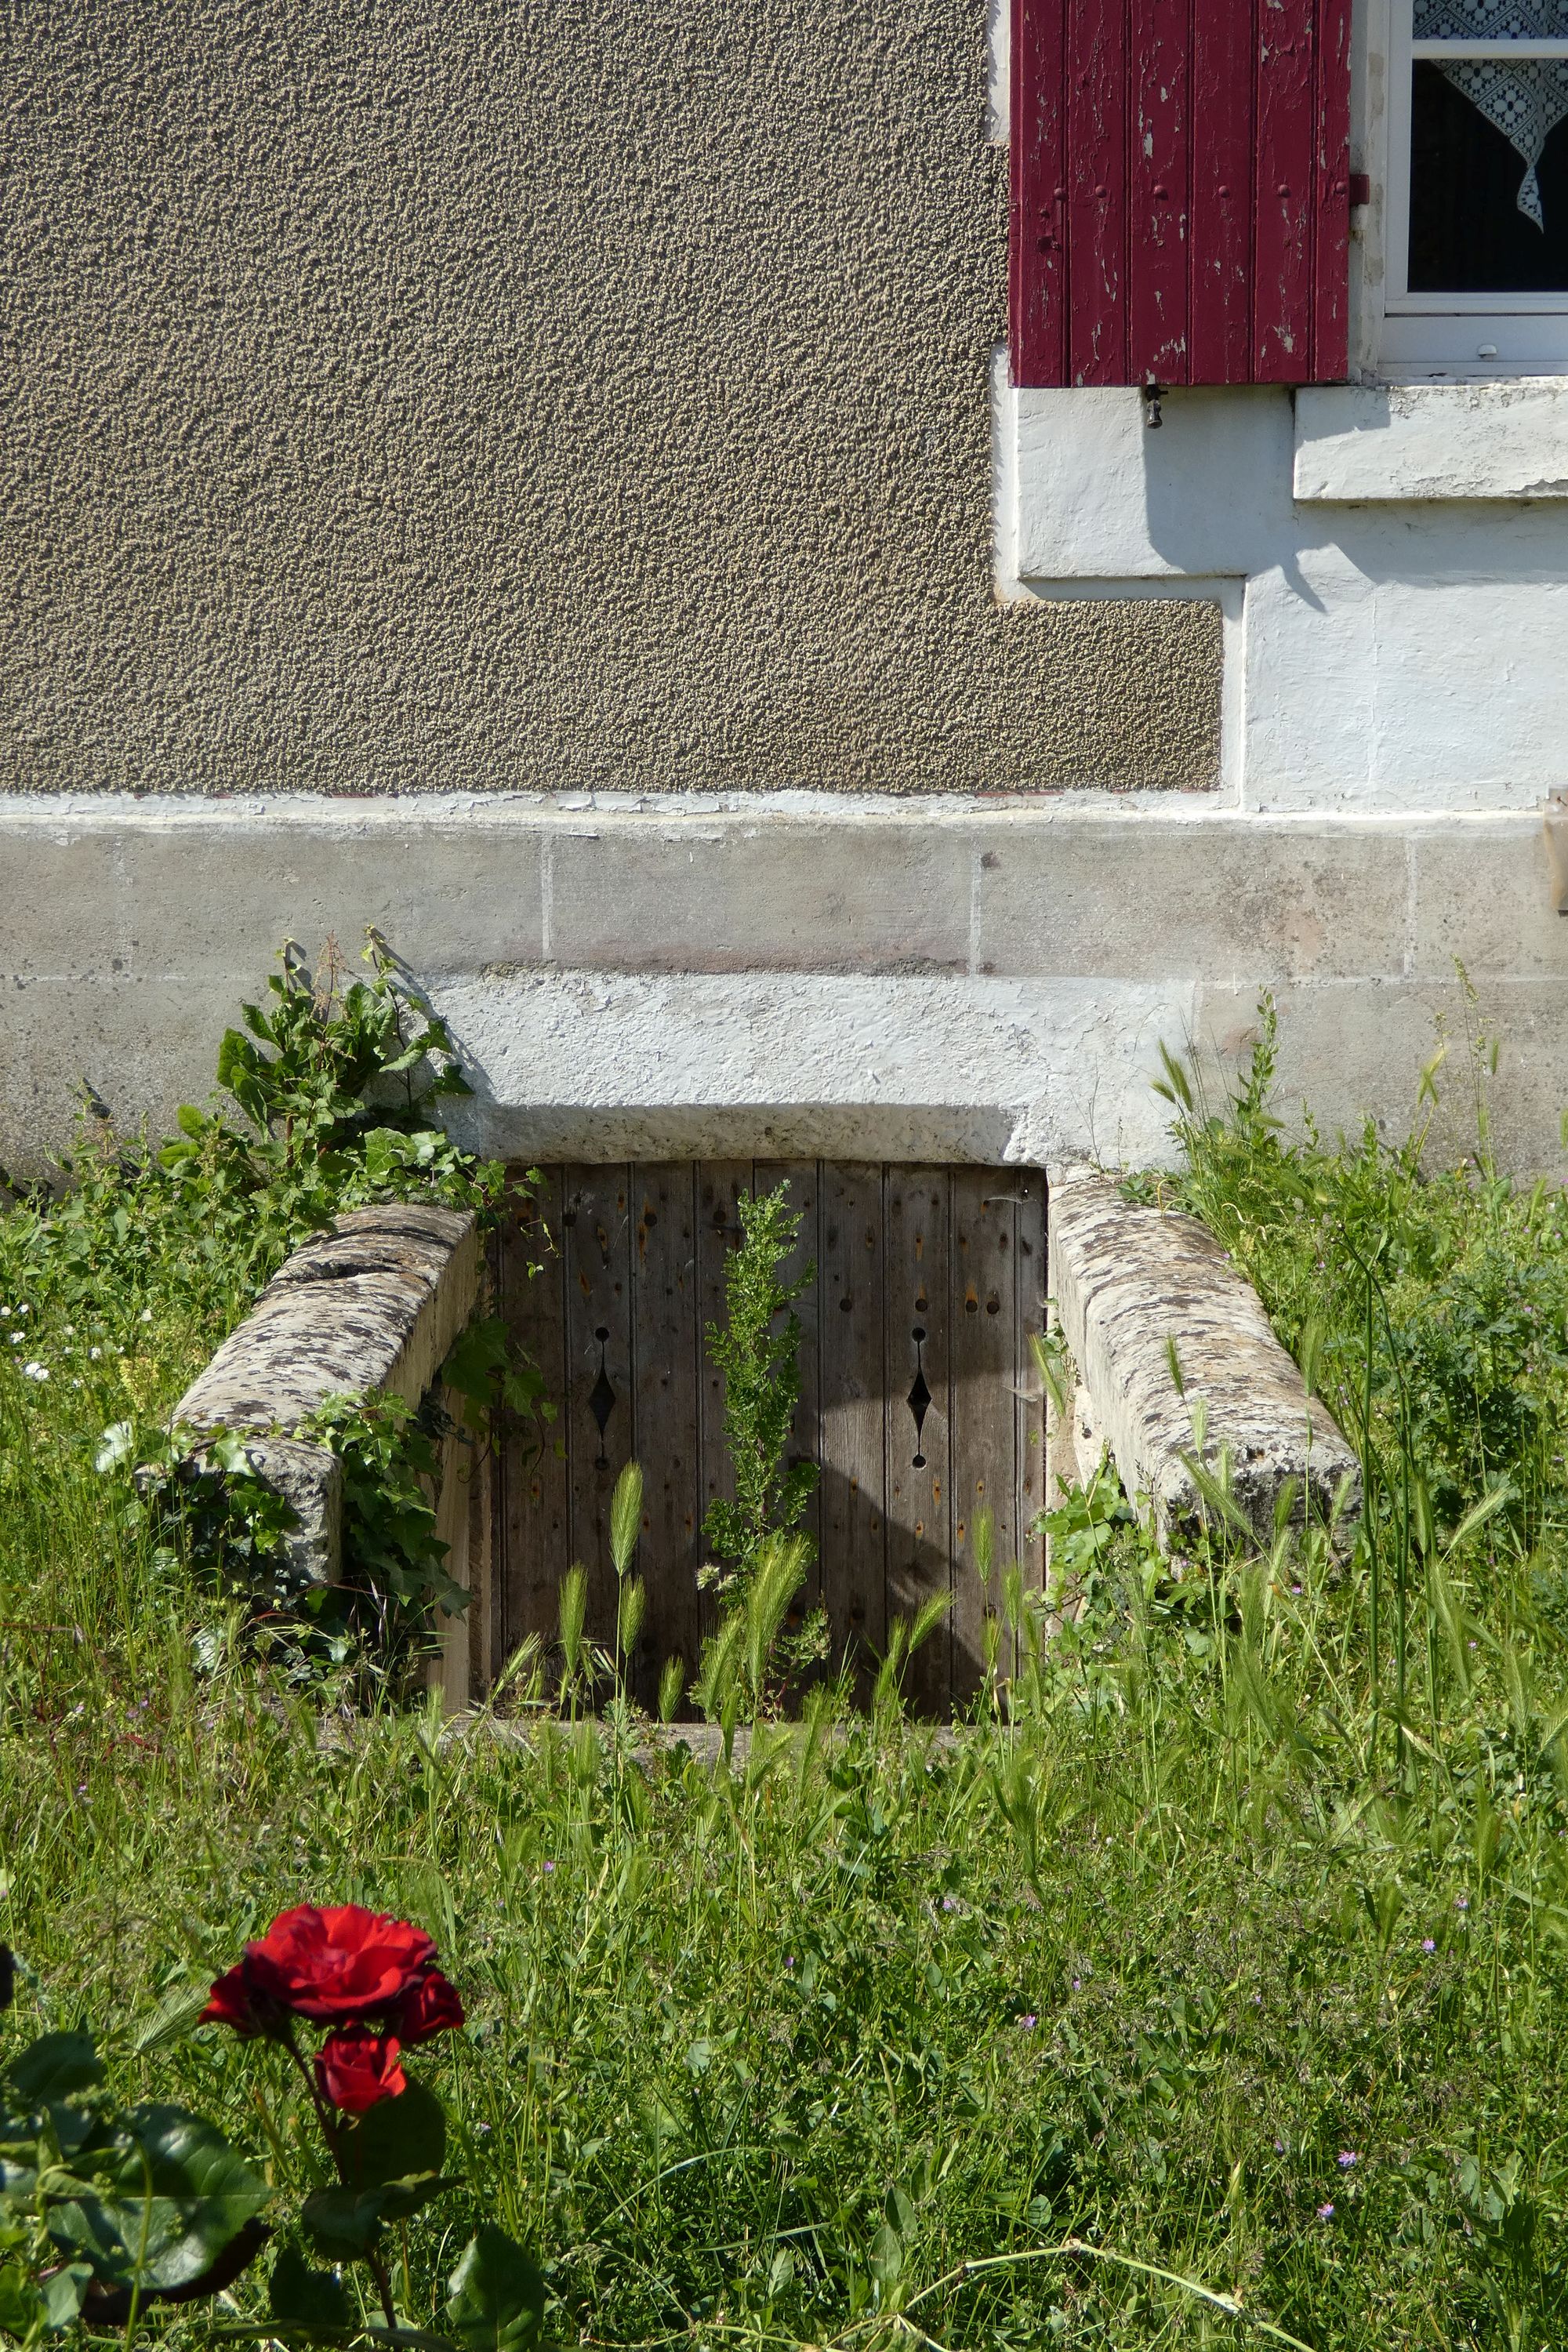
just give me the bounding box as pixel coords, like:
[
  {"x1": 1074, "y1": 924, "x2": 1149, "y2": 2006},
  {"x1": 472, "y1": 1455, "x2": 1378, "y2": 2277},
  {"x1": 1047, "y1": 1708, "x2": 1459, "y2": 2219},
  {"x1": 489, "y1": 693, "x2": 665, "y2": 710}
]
[{"x1": 1010, "y1": 0, "x2": 1350, "y2": 387}]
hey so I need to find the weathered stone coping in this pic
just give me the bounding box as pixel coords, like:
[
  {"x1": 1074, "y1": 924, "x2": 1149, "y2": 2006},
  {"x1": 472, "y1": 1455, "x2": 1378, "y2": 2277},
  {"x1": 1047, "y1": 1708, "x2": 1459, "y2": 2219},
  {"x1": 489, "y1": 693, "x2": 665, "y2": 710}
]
[
  {"x1": 1047, "y1": 1166, "x2": 1360, "y2": 1545},
  {"x1": 170, "y1": 1203, "x2": 480, "y2": 1585}
]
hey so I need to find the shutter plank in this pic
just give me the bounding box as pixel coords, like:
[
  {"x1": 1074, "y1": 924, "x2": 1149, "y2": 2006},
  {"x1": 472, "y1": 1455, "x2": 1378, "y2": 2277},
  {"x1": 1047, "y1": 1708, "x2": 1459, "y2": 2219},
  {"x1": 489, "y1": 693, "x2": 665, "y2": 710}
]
[
  {"x1": 950, "y1": 1174, "x2": 1022, "y2": 1701},
  {"x1": 631, "y1": 1164, "x2": 702, "y2": 1706},
  {"x1": 1130, "y1": 0, "x2": 1192, "y2": 383},
  {"x1": 499, "y1": 1170, "x2": 568, "y2": 1671},
  {"x1": 562, "y1": 1165, "x2": 635, "y2": 1657},
  {"x1": 1311, "y1": 0, "x2": 1352, "y2": 379},
  {"x1": 1253, "y1": 0, "x2": 1316, "y2": 380},
  {"x1": 1011, "y1": 0, "x2": 1067, "y2": 385},
  {"x1": 1067, "y1": 0, "x2": 1128, "y2": 383},
  {"x1": 753, "y1": 1160, "x2": 825, "y2": 1619},
  {"x1": 1190, "y1": 0, "x2": 1254, "y2": 381},
  {"x1": 819, "y1": 1163, "x2": 887, "y2": 1693}
]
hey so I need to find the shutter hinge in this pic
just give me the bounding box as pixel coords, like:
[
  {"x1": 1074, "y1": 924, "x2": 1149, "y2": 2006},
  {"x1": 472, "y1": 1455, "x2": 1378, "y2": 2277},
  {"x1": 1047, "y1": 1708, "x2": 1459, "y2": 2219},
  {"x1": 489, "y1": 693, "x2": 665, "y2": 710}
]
[
  {"x1": 1348, "y1": 172, "x2": 1371, "y2": 208},
  {"x1": 1142, "y1": 378, "x2": 1163, "y2": 429}
]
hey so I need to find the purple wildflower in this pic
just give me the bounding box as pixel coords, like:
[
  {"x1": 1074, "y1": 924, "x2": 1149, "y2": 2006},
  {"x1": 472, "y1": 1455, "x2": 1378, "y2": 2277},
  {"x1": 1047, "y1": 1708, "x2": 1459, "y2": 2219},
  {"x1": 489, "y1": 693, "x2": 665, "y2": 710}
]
[
  {"x1": 1317, "y1": 2203, "x2": 1334, "y2": 2220},
  {"x1": 1338, "y1": 2151, "x2": 1358, "y2": 2169}
]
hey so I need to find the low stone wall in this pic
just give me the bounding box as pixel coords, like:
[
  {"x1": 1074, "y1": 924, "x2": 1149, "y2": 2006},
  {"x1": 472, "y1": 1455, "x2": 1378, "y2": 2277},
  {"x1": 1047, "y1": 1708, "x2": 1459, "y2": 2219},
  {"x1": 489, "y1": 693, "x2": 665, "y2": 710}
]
[
  {"x1": 1046, "y1": 1166, "x2": 1359, "y2": 1546},
  {"x1": 170, "y1": 1202, "x2": 485, "y2": 1704}
]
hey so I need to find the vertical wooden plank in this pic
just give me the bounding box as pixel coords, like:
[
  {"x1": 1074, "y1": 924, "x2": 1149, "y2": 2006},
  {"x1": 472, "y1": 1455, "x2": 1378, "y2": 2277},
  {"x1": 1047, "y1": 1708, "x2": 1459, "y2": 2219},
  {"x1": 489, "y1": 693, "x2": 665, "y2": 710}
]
[
  {"x1": 499, "y1": 1170, "x2": 568, "y2": 1668},
  {"x1": 1011, "y1": 0, "x2": 1069, "y2": 386},
  {"x1": 696, "y1": 1161, "x2": 753, "y2": 1629},
  {"x1": 561, "y1": 1165, "x2": 634, "y2": 1653},
  {"x1": 1253, "y1": 0, "x2": 1316, "y2": 381},
  {"x1": 950, "y1": 1172, "x2": 1022, "y2": 1701},
  {"x1": 753, "y1": 1160, "x2": 824, "y2": 1614},
  {"x1": 1129, "y1": 0, "x2": 1193, "y2": 383},
  {"x1": 428, "y1": 1394, "x2": 472, "y2": 1715},
  {"x1": 1190, "y1": 0, "x2": 1254, "y2": 381},
  {"x1": 884, "y1": 1168, "x2": 953, "y2": 1717},
  {"x1": 1014, "y1": 1171, "x2": 1048, "y2": 1594},
  {"x1": 818, "y1": 1163, "x2": 887, "y2": 1692},
  {"x1": 1067, "y1": 0, "x2": 1128, "y2": 384},
  {"x1": 466, "y1": 1397, "x2": 494, "y2": 1708},
  {"x1": 631, "y1": 1165, "x2": 702, "y2": 1707},
  {"x1": 1310, "y1": 0, "x2": 1352, "y2": 381}
]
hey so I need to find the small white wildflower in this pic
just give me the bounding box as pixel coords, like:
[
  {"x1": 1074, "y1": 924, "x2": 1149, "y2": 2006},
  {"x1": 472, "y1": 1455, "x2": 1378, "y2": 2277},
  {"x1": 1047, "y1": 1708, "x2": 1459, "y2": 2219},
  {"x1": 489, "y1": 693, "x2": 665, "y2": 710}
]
[
  {"x1": 16, "y1": 1304, "x2": 27, "y2": 1316},
  {"x1": 140, "y1": 1308, "x2": 152, "y2": 1324},
  {"x1": 21, "y1": 1361, "x2": 49, "y2": 1382},
  {"x1": 0, "y1": 1306, "x2": 9, "y2": 1319},
  {"x1": 89, "y1": 1345, "x2": 102, "y2": 1361},
  {"x1": 8, "y1": 1334, "x2": 21, "y2": 1347},
  {"x1": 62, "y1": 1325, "x2": 74, "y2": 1337}
]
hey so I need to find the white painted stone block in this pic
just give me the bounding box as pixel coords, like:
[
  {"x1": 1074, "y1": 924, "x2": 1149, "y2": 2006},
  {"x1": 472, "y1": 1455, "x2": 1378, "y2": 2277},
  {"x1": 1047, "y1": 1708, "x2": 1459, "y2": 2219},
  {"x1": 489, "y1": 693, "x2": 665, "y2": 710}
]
[
  {"x1": 1011, "y1": 384, "x2": 1292, "y2": 583},
  {"x1": 1296, "y1": 380, "x2": 1568, "y2": 503}
]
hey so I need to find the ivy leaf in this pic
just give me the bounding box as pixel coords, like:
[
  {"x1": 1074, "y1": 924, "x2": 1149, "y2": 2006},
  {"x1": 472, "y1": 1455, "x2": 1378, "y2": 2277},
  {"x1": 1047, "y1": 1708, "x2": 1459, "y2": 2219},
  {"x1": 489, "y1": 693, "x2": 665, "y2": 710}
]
[
  {"x1": 47, "y1": 2105, "x2": 269, "y2": 2293},
  {"x1": 42, "y1": 2262, "x2": 94, "y2": 2329},
  {"x1": 0, "y1": 2263, "x2": 45, "y2": 2337},
  {"x1": 94, "y1": 1423, "x2": 137, "y2": 1475},
  {"x1": 339, "y1": 2079, "x2": 446, "y2": 2190},
  {"x1": 8, "y1": 2031, "x2": 103, "y2": 2104},
  {"x1": 445, "y1": 2227, "x2": 546, "y2": 2352},
  {"x1": 300, "y1": 2187, "x2": 388, "y2": 2259},
  {"x1": 869, "y1": 2220, "x2": 904, "y2": 2290},
  {"x1": 269, "y1": 2240, "x2": 352, "y2": 2330}
]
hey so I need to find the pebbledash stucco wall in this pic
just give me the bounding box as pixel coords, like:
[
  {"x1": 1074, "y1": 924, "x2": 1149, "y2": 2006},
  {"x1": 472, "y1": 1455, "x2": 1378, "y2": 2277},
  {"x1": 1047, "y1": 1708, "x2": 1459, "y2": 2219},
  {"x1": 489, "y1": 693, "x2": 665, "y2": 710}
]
[{"x1": 2, "y1": 0, "x2": 1220, "y2": 797}]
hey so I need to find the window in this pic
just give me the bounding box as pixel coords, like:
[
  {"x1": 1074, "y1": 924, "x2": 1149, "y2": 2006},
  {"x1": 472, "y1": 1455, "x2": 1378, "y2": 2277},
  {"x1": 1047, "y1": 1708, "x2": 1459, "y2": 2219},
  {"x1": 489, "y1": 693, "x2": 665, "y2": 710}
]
[{"x1": 1383, "y1": 0, "x2": 1568, "y2": 367}]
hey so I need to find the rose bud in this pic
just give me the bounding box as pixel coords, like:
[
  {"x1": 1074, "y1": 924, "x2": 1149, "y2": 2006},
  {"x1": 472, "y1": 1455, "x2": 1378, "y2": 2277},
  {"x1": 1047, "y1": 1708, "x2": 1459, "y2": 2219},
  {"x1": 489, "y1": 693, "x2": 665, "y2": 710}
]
[
  {"x1": 241, "y1": 1904, "x2": 437, "y2": 2022},
  {"x1": 314, "y1": 2027, "x2": 406, "y2": 2114},
  {"x1": 394, "y1": 1968, "x2": 465, "y2": 2045}
]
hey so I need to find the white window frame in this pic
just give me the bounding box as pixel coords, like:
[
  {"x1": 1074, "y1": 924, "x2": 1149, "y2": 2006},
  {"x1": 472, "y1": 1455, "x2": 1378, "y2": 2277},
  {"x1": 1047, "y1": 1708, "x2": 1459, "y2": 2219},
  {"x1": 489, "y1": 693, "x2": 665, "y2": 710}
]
[{"x1": 1377, "y1": 0, "x2": 1568, "y2": 372}]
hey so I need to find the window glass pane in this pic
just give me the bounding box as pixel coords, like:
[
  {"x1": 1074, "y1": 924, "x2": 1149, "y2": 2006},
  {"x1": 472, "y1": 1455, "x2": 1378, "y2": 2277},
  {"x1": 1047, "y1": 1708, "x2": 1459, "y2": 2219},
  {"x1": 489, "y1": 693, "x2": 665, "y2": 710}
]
[{"x1": 1409, "y1": 56, "x2": 1568, "y2": 286}]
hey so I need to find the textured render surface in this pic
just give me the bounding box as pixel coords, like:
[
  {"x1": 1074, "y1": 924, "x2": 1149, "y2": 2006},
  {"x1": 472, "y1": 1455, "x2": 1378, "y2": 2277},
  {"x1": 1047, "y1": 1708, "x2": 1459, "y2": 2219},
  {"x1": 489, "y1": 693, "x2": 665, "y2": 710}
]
[
  {"x1": 6, "y1": 797, "x2": 1568, "y2": 1179},
  {"x1": 1047, "y1": 1167, "x2": 1360, "y2": 1544},
  {"x1": 171, "y1": 1203, "x2": 480, "y2": 1584},
  {"x1": 2, "y1": 0, "x2": 1220, "y2": 797}
]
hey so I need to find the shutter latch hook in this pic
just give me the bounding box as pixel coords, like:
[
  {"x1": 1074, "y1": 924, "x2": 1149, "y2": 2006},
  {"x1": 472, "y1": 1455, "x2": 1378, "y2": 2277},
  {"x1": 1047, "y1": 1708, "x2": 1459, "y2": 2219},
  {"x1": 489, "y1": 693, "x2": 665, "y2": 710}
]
[{"x1": 1142, "y1": 377, "x2": 1163, "y2": 429}]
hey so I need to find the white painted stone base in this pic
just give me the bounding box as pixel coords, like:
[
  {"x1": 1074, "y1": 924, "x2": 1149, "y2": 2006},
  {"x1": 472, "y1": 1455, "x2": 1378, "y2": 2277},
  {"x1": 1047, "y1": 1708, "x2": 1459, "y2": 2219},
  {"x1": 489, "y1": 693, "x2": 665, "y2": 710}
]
[{"x1": 3, "y1": 794, "x2": 1566, "y2": 1181}]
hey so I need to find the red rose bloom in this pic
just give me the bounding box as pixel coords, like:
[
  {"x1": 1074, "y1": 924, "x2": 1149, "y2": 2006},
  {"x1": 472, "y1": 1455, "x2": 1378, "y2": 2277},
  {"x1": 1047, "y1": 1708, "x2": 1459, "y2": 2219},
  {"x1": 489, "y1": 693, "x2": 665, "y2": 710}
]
[
  {"x1": 241, "y1": 1904, "x2": 436, "y2": 2022},
  {"x1": 393, "y1": 1967, "x2": 464, "y2": 2045},
  {"x1": 201, "y1": 1964, "x2": 261, "y2": 2036},
  {"x1": 314, "y1": 2027, "x2": 406, "y2": 2114}
]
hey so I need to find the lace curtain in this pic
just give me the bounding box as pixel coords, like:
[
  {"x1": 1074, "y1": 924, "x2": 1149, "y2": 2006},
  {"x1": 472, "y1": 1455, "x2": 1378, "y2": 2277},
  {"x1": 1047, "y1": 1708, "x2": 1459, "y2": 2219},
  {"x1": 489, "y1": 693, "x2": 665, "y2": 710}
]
[{"x1": 1414, "y1": 0, "x2": 1568, "y2": 223}]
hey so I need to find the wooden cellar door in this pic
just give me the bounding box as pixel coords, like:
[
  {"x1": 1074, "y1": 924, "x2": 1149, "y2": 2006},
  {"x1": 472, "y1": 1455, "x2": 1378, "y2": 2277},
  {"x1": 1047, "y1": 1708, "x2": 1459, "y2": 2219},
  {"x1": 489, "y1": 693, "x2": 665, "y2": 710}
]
[{"x1": 492, "y1": 1163, "x2": 1045, "y2": 1715}]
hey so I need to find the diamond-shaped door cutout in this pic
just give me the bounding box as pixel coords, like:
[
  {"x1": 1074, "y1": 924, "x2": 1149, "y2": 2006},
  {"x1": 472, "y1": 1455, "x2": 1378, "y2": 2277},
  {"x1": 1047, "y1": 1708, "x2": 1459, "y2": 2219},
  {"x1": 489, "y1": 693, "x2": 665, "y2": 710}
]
[
  {"x1": 907, "y1": 1325, "x2": 933, "y2": 1468},
  {"x1": 589, "y1": 1323, "x2": 616, "y2": 1466}
]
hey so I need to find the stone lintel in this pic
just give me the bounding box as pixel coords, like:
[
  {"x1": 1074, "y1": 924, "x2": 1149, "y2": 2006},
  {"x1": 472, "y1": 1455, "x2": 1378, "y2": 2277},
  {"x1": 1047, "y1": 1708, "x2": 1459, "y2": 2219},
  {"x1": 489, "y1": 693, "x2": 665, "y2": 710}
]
[{"x1": 1047, "y1": 1165, "x2": 1359, "y2": 1546}]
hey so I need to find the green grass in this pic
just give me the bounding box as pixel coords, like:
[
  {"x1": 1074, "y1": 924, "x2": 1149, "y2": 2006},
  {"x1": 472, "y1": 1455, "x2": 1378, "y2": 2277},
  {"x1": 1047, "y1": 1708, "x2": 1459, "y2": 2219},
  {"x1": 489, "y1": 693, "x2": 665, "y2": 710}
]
[{"x1": 9, "y1": 996, "x2": 1568, "y2": 2347}]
